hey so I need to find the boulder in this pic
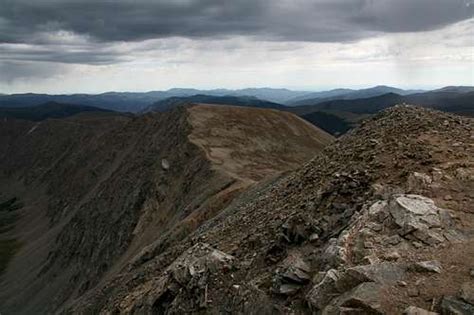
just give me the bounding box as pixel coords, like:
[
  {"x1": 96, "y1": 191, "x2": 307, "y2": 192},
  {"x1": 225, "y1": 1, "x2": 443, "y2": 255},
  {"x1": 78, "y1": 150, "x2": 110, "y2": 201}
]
[
  {"x1": 389, "y1": 195, "x2": 442, "y2": 230},
  {"x1": 387, "y1": 194, "x2": 454, "y2": 244}
]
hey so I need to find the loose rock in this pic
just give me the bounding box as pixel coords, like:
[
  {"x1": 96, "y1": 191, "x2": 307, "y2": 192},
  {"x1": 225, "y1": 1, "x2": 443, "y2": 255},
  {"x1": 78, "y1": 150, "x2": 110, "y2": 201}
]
[{"x1": 412, "y1": 260, "x2": 442, "y2": 274}]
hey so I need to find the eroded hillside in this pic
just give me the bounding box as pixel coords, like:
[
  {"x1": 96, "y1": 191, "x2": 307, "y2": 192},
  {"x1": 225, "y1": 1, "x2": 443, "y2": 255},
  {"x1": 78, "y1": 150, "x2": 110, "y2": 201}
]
[
  {"x1": 67, "y1": 105, "x2": 474, "y2": 314},
  {"x1": 0, "y1": 105, "x2": 332, "y2": 314}
]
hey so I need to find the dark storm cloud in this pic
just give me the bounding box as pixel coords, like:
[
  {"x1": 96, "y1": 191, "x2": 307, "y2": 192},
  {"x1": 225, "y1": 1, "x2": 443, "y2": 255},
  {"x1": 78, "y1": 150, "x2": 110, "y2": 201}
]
[
  {"x1": 0, "y1": 43, "x2": 126, "y2": 65},
  {"x1": 0, "y1": 0, "x2": 472, "y2": 76},
  {"x1": 0, "y1": 0, "x2": 471, "y2": 44}
]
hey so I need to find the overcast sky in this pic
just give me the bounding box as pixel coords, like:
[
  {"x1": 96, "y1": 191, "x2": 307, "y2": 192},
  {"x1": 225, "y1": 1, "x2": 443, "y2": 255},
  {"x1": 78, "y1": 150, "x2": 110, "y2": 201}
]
[{"x1": 0, "y1": 0, "x2": 473, "y2": 94}]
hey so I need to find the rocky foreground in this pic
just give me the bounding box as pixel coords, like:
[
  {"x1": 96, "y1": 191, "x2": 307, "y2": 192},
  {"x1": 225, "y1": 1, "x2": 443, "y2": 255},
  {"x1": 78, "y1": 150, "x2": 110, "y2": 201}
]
[{"x1": 67, "y1": 105, "x2": 474, "y2": 314}]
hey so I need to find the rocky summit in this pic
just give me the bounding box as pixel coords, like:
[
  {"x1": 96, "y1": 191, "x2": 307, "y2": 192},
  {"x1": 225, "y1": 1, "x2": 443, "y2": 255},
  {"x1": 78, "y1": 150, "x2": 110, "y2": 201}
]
[{"x1": 1, "y1": 104, "x2": 473, "y2": 315}]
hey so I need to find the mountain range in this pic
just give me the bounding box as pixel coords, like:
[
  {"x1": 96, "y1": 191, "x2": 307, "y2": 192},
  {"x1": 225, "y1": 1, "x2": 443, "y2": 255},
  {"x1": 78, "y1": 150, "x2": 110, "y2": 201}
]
[
  {"x1": 0, "y1": 85, "x2": 458, "y2": 112},
  {"x1": 286, "y1": 85, "x2": 426, "y2": 106},
  {"x1": 289, "y1": 90, "x2": 474, "y2": 135},
  {"x1": 0, "y1": 88, "x2": 307, "y2": 112},
  {"x1": 0, "y1": 86, "x2": 472, "y2": 137}
]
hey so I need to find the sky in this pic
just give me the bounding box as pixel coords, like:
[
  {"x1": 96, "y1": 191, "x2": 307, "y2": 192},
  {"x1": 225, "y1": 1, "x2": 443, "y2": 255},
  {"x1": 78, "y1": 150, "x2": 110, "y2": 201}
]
[{"x1": 0, "y1": 0, "x2": 473, "y2": 94}]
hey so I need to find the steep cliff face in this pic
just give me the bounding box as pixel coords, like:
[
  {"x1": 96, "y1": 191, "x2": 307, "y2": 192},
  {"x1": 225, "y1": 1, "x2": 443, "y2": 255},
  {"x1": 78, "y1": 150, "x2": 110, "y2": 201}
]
[
  {"x1": 0, "y1": 105, "x2": 332, "y2": 314},
  {"x1": 68, "y1": 106, "x2": 473, "y2": 314}
]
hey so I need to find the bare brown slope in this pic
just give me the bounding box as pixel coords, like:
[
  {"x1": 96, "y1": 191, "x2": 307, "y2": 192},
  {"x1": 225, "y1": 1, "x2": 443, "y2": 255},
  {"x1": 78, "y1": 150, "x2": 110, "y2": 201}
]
[
  {"x1": 188, "y1": 104, "x2": 332, "y2": 183},
  {"x1": 69, "y1": 105, "x2": 473, "y2": 314},
  {"x1": 0, "y1": 105, "x2": 332, "y2": 314}
]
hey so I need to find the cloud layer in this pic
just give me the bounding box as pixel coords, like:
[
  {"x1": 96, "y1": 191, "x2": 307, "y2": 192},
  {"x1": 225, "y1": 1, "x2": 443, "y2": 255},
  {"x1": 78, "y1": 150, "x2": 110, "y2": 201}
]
[
  {"x1": 1, "y1": 0, "x2": 472, "y2": 44},
  {"x1": 0, "y1": 0, "x2": 472, "y2": 92}
]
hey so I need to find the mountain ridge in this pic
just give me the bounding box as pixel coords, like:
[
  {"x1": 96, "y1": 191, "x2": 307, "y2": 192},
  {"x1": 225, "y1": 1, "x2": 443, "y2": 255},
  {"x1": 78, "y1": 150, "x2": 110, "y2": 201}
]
[
  {"x1": 65, "y1": 105, "x2": 474, "y2": 314},
  {"x1": 0, "y1": 104, "x2": 332, "y2": 314}
]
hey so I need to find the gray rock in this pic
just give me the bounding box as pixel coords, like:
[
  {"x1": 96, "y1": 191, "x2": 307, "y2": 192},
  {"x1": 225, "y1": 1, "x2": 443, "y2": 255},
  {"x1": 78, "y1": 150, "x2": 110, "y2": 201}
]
[
  {"x1": 404, "y1": 306, "x2": 438, "y2": 315},
  {"x1": 340, "y1": 262, "x2": 406, "y2": 287},
  {"x1": 470, "y1": 269, "x2": 474, "y2": 278},
  {"x1": 460, "y1": 281, "x2": 474, "y2": 305},
  {"x1": 388, "y1": 195, "x2": 443, "y2": 232},
  {"x1": 274, "y1": 252, "x2": 310, "y2": 294},
  {"x1": 306, "y1": 269, "x2": 340, "y2": 310},
  {"x1": 413, "y1": 260, "x2": 442, "y2": 274},
  {"x1": 441, "y1": 296, "x2": 474, "y2": 315},
  {"x1": 443, "y1": 230, "x2": 465, "y2": 243},
  {"x1": 325, "y1": 282, "x2": 383, "y2": 315},
  {"x1": 413, "y1": 228, "x2": 446, "y2": 245},
  {"x1": 281, "y1": 265, "x2": 310, "y2": 284},
  {"x1": 322, "y1": 238, "x2": 347, "y2": 267}
]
